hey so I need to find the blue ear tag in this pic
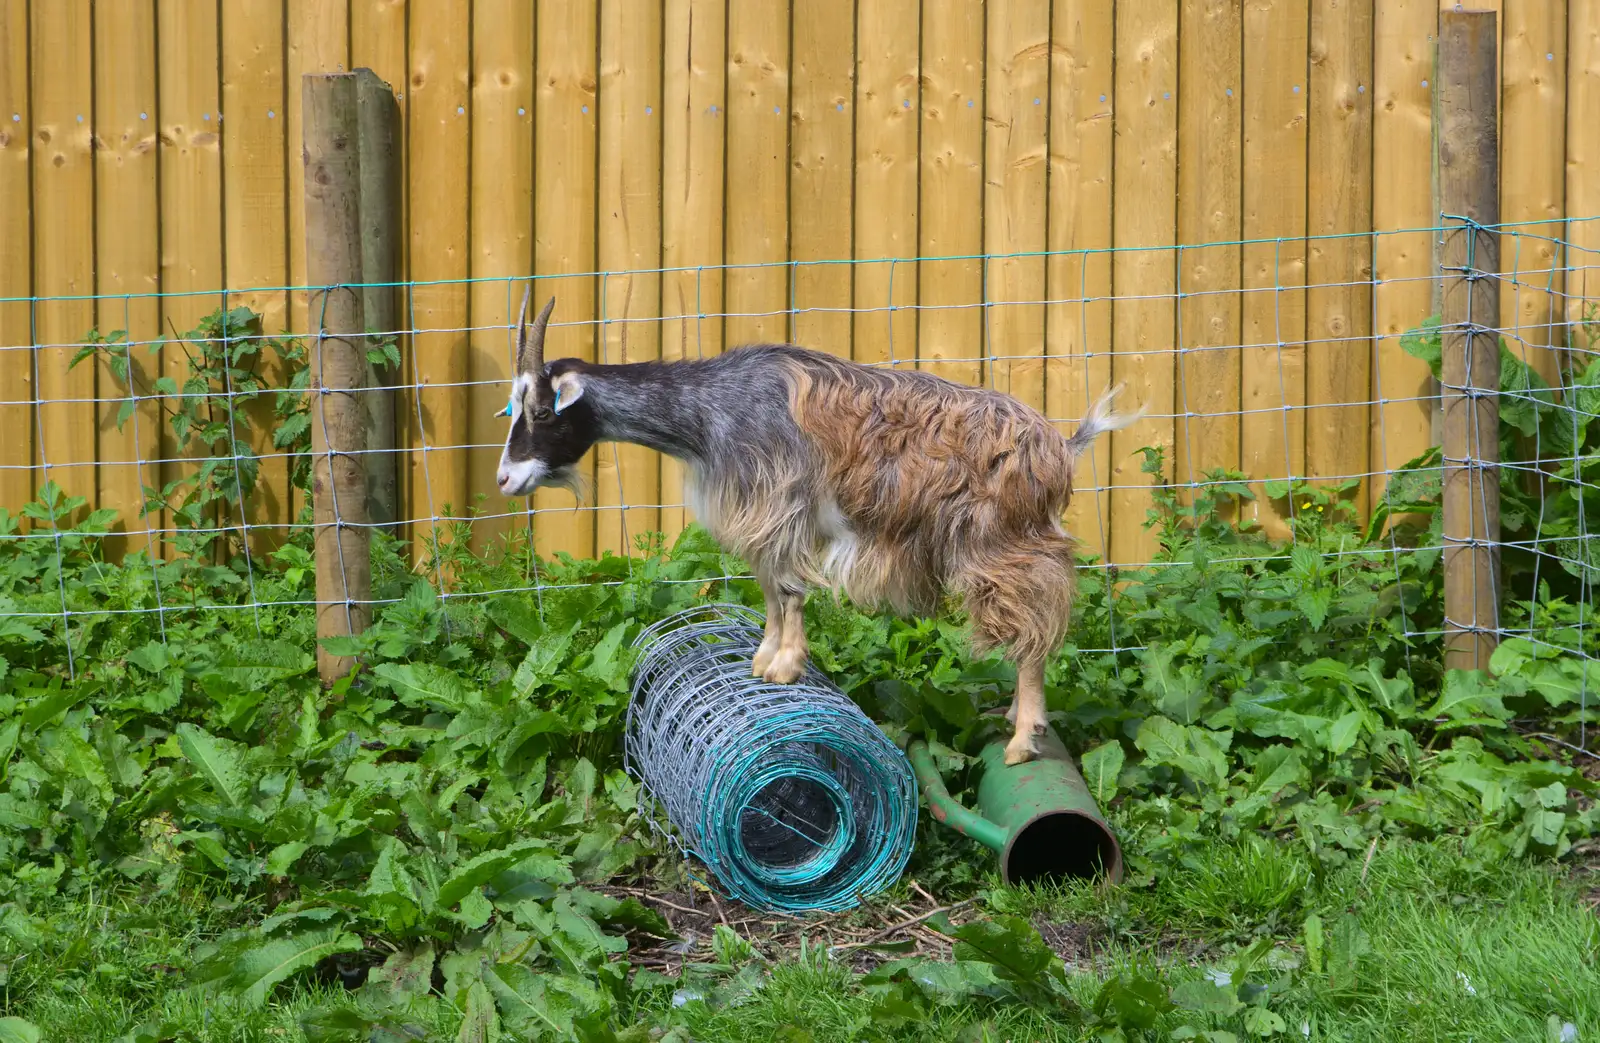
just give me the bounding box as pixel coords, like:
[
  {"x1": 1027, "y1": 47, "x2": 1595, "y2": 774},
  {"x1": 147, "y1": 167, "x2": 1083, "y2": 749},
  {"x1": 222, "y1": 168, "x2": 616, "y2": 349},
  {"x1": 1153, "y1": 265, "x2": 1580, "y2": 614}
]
[
  {"x1": 553, "y1": 386, "x2": 566, "y2": 414},
  {"x1": 494, "y1": 397, "x2": 512, "y2": 418}
]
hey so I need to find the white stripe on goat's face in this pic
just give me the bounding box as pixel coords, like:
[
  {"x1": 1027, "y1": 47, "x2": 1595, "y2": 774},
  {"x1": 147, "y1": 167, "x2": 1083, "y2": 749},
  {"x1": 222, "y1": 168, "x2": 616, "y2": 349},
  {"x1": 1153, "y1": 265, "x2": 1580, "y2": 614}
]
[{"x1": 496, "y1": 372, "x2": 549, "y2": 497}]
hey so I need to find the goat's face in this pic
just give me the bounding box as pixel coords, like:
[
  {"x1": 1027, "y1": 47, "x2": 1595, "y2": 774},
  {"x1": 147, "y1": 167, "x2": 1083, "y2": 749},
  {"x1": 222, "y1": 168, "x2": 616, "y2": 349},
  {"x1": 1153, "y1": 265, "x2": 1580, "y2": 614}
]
[
  {"x1": 495, "y1": 360, "x2": 598, "y2": 497},
  {"x1": 494, "y1": 290, "x2": 599, "y2": 498}
]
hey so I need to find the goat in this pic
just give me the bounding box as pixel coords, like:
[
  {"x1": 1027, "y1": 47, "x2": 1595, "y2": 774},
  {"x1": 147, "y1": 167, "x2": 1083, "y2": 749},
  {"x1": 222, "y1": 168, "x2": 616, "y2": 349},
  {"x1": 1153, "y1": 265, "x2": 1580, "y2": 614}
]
[{"x1": 494, "y1": 288, "x2": 1141, "y2": 765}]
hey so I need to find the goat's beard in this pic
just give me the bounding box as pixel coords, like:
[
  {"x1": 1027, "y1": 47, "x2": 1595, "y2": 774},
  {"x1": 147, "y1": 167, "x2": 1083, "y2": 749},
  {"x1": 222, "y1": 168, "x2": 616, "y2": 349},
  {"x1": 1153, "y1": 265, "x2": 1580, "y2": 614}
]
[{"x1": 542, "y1": 464, "x2": 592, "y2": 505}]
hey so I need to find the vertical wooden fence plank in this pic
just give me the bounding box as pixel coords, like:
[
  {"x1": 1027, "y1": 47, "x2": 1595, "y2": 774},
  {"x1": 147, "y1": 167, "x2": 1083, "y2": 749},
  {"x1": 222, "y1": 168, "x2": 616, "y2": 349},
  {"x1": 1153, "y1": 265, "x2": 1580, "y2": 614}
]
[
  {"x1": 918, "y1": 0, "x2": 984, "y2": 389},
  {"x1": 1573, "y1": 1, "x2": 1600, "y2": 359},
  {"x1": 95, "y1": 0, "x2": 162, "y2": 560},
  {"x1": 158, "y1": 0, "x2": 225, "y2": 559},
  {"x1": 1241, "y1": 0, "x2": 1308, "y2": 538},
  {"x1": 407, "y1": 2, "x2": 471, "y2": 566},
  {"x1": 1500, "y1": 0, "x2": 1567, "y2": 387},
  {"x1": 854, "y1": 0, "x2": 919, "y2": 368},
  {"x1": 1306, "y1": 0, "x2": 1375, "y2": 517},
  {"x1": 31, "y1": 1, "x2": 95, "y2": 522},
  {"x1": 597, "y1": 0, "x2": 663, "y2": 556},
  {"x1": 724, "y1": 0, "x2": 790, "y2": 347},
  {"x1": 1111, "y1": 0, "x2": 1178, "y2": 567},
  {"x1": 288, "y1": 1, "x2": 351, "y2": 550},
  {"x1": 660, "y1": 0, "x2": 726, "y2": 543},
  {"x1": 1046, "y1": 0, "x2": 1115, "y2": 560},
  {"x1": 0, "y1": 0, "x2": 31, "y2": 517},
  {"x1": 984, "y1": 0, "x2": 1049, "y2": 415},
  {"x1": 288, "y1": 0, "x2": 351, "y2": 340},
  {"x1": 790, "y1": 0, "x2": 855, "y2": 357},
  {"x1": 469, "y1": 0, "x2": 534, "y2": 556},
  {"x1": 352, "y1": 0, "x2": 411, "y2": 547},
  {"x1": 222, "y1": 0, "x2": 291, "y2": 558},
  {"x1": 1371, "y1": 0, "x2": 1440, "y2": 523},
  {"x1": 1175, "y1": 0, "x2": 1242, "y2": 503},
  {"x1": 533, "y1": 0, "x2": 598, "y2": 562}
]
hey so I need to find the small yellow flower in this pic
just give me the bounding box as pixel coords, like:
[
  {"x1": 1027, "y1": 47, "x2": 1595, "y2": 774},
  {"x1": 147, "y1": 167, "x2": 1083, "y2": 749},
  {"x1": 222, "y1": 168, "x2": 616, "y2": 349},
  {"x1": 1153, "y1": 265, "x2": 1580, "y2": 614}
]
[{"x1": 1301, "y1": 501, "x2": 1312, "y2": 510}]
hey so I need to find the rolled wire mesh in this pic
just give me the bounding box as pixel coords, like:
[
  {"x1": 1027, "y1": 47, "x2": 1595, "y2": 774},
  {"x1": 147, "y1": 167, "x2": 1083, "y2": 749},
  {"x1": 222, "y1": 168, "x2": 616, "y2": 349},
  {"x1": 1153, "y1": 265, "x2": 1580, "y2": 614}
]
[{"x1": 623, "y1": 602, "x2": 919, "y2": 913}]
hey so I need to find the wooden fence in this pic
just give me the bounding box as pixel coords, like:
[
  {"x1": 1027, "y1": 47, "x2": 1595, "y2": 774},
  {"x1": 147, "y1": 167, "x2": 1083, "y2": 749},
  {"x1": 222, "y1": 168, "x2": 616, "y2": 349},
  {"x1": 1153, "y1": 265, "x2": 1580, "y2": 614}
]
[{"x1": 1, "y1": 0, "x2": 1597, "y2": 571}]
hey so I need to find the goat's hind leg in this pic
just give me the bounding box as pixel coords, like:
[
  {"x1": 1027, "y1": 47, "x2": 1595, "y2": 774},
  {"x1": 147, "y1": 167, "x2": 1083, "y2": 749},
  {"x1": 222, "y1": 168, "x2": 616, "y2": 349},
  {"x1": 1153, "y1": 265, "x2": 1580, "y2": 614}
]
[
  {"x1": 955, "y1": 541, "x2": 1076, "y2": 766},
  {"x1": 1002, "y1": 657, "x2": 1048, "y2": 766}
]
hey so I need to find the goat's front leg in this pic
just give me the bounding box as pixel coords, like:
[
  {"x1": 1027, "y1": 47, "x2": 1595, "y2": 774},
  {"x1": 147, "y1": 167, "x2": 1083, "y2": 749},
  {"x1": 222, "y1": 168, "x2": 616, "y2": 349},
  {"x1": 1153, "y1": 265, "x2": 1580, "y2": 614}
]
[
  {"x1": 760, "y1": 586, "x2": 809, "y2": 685},
  {"x1": 751, "y1": 576, "x2": 785, "y2": 678},
  {"x1": 1003, "y1": 657, "x2": 1048, "y2": 766}
]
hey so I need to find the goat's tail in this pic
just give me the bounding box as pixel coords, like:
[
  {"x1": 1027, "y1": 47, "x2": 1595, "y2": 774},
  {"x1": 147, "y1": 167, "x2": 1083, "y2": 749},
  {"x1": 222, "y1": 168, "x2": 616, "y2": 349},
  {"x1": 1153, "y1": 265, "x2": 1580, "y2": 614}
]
[{"x1": 1062, "y1": 382, "x2": 1144, "y2": 459}]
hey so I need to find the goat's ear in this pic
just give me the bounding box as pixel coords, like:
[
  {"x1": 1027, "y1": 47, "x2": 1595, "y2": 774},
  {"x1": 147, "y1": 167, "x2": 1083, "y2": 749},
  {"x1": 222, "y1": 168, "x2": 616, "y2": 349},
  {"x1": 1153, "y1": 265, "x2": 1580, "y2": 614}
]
[{"x1": 551, "y1": 370, "x2": 585, "y2": 414}]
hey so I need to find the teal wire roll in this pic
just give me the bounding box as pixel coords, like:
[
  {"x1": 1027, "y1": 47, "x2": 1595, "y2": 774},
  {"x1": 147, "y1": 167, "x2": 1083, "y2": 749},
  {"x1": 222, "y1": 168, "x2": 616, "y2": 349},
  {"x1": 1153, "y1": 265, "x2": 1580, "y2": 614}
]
[{"x1": 624, "y1": 603, "x2": 918, "y2": 914}]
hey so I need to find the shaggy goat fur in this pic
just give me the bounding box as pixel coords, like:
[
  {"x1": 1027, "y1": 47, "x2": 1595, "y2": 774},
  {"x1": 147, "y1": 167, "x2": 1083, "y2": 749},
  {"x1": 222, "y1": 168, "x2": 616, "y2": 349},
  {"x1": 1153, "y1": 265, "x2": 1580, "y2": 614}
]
[{"x1": 495, "y1": 290, "x2": 1139, "y2": 764}]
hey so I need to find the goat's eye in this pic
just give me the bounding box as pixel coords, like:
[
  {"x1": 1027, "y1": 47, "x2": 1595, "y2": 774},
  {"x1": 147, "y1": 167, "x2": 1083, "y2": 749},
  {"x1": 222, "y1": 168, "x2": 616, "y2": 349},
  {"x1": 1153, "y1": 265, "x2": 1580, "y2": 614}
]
[{"x1": 532, "y1": 407, "x2": 553, "y2": 422}]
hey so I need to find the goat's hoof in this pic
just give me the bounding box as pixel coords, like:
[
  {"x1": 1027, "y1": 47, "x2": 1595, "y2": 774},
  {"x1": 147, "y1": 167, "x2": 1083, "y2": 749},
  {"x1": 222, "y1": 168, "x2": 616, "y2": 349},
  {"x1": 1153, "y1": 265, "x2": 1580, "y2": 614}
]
[
  {"x1": 761, "y1": 649, "x2": 806, "y2": 685},
  {"x1": 1003, "y1": 733, "x2": 1040, "y2": 766},
  {"x1": 751, "y1": 644, "x2": 777, "y2": 677}
]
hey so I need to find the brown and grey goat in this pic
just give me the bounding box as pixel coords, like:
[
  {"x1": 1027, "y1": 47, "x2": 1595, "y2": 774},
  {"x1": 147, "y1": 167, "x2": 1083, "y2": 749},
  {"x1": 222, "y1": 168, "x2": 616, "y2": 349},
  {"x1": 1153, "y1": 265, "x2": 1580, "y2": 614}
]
[{"x1": 494, "y1": 289, "x2": 1140, "y2": 765}]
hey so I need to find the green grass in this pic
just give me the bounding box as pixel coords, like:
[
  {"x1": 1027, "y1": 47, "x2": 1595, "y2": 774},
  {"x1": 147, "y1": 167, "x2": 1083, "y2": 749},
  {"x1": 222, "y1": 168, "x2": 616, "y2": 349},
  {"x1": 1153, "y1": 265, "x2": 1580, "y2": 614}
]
[
  {"x1": 7, "y1": 835, "x2": 1594, "y2": 1042},
  {"x1": 657, "y1": 837, "x2": 1600, "y2": 1043}
]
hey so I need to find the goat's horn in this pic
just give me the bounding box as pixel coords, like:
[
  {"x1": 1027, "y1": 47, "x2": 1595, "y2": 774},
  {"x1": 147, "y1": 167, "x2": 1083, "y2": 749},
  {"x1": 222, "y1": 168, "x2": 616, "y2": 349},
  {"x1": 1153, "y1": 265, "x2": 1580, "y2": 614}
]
[
  {"x1": 511, "y1": 284, "x2": 532, "y2": 373},
  {"x1": 521, "y1": 293, "x2": 557, "y2": 375}
]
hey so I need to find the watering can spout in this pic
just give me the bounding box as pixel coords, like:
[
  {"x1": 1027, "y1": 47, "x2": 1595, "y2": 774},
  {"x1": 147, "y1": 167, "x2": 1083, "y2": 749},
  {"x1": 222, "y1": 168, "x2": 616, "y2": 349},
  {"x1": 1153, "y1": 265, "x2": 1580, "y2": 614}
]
[{"x1": 907, "y1": 726, "x2": 1124, "y2": 887}]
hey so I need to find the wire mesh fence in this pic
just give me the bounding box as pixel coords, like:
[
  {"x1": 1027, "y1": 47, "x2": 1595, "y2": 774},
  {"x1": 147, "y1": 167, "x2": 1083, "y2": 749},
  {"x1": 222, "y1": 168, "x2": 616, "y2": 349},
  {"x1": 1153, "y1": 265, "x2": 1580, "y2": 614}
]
[{"x1": 1, "y1": 221, "x2": 1597, "y2": 745}]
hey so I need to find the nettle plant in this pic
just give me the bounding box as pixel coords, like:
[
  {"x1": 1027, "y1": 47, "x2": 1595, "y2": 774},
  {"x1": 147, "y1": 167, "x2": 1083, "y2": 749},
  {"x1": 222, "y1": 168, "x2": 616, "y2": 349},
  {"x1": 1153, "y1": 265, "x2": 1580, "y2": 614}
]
[
  {"x1": 72, "y1": 306, "x2": 402, "y2": 563},
  {"x1": 72, "y1": 306, "x2": 313, "y2": 562}
]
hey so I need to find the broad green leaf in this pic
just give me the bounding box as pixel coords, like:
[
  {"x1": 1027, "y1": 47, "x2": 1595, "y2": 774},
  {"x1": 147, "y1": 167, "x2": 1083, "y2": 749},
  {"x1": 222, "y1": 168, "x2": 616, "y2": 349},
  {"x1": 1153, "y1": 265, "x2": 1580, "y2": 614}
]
[
  {"x1": 1185, "y1": 727, "x2": 1233, "y2": 791},
  {"x1": 1354, "y1": 660, "x2": 1417, "y2": 719},
  {"x1": 583, "y1": 621, "x2": 633, "y2": 691},
  {"x1": 21, "y1": 685, "x2": 86, "y2": 728},
  {"x1": 1248, "y1": 745, "x2": 1305, "y2": 797},
  {"x1": 1091, "y1": 973, "x2": 1174, "y2": 1031},
  {"x1": 1170, "y1": 978, "x2": 1242, "y2": 1014},
  {"x1": 1296, "y1": 659, "x2": 1354, "y2": 686},
  {"x1": 368, "y1": 941, "x2": 436, "y2": 1004},
  {"x1": 1133, "y1": 715, "x2": 1190, "y2": 768},
  {"x1": 31, "y1": 726, "x2": 114, "y2": 806},
  {"x1": 512, "y1": 630, "x2": 576, "y2": 696},
  {"x1": 1303, "y1": 913, "x2": 1324, "y2": 974},
  {"x1": 1424, "y1": 671, "x2": 1512, "y2": 725},
  {"x1": 176, "y1": 723, "x2": 251, "y2": 808},
  {"x1": 455, "y1": 979, "x2": 500, "y2": 1043},
  {"x1": 1327, "y1": 711, "x2": 1364, "y2": 756},
  {"x1": 222, "y1": 928, "x2": 364, "y2": 1006},
  {"x1": 437, "y1": 839, "x2": 553, "y2": 909},
  {"x1": 941, "y1": 915, "x2": 1065, "y2": 992},
  {"x1": 1521, "y1": 658, "x2": 1600, "y2": 709},
  {"x1": 200, "y1": 639, "x2": 314, "y2": 691},
  {"x1": 374, "y1": 662, "x2": 476, "y2": 712},
  {"x1": 0, "y1": 1018, "x2": 41, "y2": 1043},
  {"x1": 1488, "y1": 637, "x2": 1537, "y2": 677},
  {"x1": 1081, "y1": 741, "x2": 1126, "y2": 806},
  {"x1": 1242, "y1": 1007, "x2": 1288, "y2": 1037}
]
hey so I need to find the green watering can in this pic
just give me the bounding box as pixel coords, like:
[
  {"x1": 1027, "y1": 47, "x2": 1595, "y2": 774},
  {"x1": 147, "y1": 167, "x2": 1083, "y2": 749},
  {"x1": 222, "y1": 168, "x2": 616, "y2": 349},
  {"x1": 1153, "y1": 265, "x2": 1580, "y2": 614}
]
[{"x1": 907, "y1": 724, "x2": 1124, "y2": 886}]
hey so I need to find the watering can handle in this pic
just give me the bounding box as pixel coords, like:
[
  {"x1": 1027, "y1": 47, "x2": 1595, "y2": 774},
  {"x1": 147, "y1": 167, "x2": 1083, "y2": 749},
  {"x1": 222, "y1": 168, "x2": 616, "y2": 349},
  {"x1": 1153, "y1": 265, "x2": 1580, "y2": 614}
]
[{"x1": 905, "y1": 740, "x2": 1009, "y2": 854}]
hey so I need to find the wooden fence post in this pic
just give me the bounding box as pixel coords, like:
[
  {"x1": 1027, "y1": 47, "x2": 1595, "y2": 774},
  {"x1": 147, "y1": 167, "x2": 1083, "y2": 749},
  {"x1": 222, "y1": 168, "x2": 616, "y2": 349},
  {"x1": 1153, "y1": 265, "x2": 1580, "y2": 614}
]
[
  {"x1": 304, "y1": 72, "x2": 371, "y2": 684},
  {"x1": 356, "y1": 69, "x2": 401, "y2": 531},
  {"x1": 1437, "y1": 9, "x2": 1501, "y2": 673}
]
